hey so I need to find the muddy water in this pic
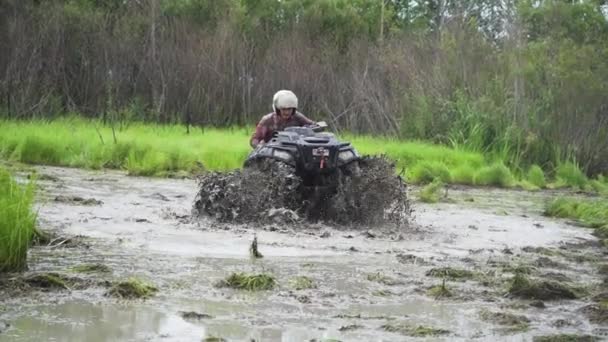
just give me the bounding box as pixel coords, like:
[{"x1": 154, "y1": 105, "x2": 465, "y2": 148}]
[{"x1": 1, "y1": 166, "x2": 606, "y2": 341}]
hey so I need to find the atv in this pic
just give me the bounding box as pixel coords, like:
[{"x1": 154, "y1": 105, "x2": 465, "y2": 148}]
[
  {"x1": 194, "y1": 122, "x2": 410, "y2": 225},
  {"x1": 244, "y1": 121, "x2": 360, "y2": 194}
]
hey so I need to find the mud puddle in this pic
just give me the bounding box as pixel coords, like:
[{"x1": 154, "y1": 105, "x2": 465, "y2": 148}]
[{"x1": 1, "y1": 166, "x2": 607, "y2": 341}]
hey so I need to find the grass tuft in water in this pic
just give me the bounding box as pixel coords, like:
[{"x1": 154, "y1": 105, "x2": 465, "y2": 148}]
[
  {"x1": 366, "y1": 272, "x2": 401, "y2": 286},
  {"x1": 0, "y1": 168, "x2": 37, "y2": 272},
  {"x1": 202, "y1": 338, "x2": 228, "y2": 342},
  {"x1": 501, "y1": 264, "x2": 535, "y2": 275},
  {"x1": 479, "y1": 309, "x2": 530, "y2": 332},
  {"x1": 426, "y1": 267, "x2": 475, "y2": 280},
  {"x1": 427, "y1": 279, "x2": 453, "y2": 299},
  {"x1": 533, "y1": 334, "x2": 599, "y2": 342},
  {"x1": 381, "y1": 322, "x2": 450, "y2": 337},
  {"x1": 508, "y1": 273, "x2": 577, "y2": 300},
  {"x1": 545, "y1": 198, "x2": 608, "y2": 240},
  {"x1": 106, "y1": 277, "x2": 158, "y2": 299},
  {"x1": 216, "y1": 273, "x2": 276, "y2": 291},
  {"x1": 289, "y1": 276, "x2": 316, "y2": 290},
  {"x1": 418, "y1": 179, "x2": 445, "y2": 203},
  {"x1": 24, "y1": 273, "x2": 71, "y2": 290},
  {"x1": 70, "y1": 263, "x2": 111, "y2": 274}
]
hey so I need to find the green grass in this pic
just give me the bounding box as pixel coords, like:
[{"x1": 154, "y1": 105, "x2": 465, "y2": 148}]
[
  {"x1": 473, "y1": 162, "x2": 514, "y2": 187},
  {"x1": 0, "y1": 118, "x2": 601, "y2": 192},
  {"x1": 289, "y1": 276, "x2": 316, "y2": 290},
  {"x1": 545, "y1": 198, "x2": 608, "y2": 242},
  {"x1": 533, "y1": 335, "x2": 599, "y2": 342},
  {"x1": 70, "y1": 263, "x2": 111, "y2": 274},
  {"x1": 426, "y1": 267, "x2": 475, "y2": 280},
  {"x1": 381, "y1": 323, "x2": 450, "y2": 337},
  {"x1": 216, "y1": 272, "x2": 276, "y2": 291},
  {"x1": 0, "y1": 168, "x2": 36, "y2": 272},
  {"x1": 555, "y1": 162, "x2": 588, "y2": 189},
  {"x1": 527, "y1": 164, "x2": 546, "y2": 188},
  {"x1": 0, "y1": 118, "x2": 487, "y2": 180},
  {"x1": 0, "y1": 118, "x2": 250, "y2": 176},
  {"x1": 106, "y1": 277, "x2": 158, "y2": 299},
  {"x1": 418, "y1": 179, "x2": 445, "y2": 203}
]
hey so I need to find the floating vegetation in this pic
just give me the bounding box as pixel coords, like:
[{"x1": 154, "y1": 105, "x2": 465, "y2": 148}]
[
  {"x1": 106, "y1": 277, "x2": 158, "y2": 299},
  {"x1": 70, "y1": 263, "x2": 111, "y2": 274},
  {"x1": 533, "y1": 334, "x2": 599, "y2": 342},
  {"x1": 508, "y1": 273, "x2": 578, "y2": 300},
  {"x1": 372, "y1": 289, "x2": 394, "y2": 297},
  {"x1": 202, "y1": 337, "x2": 227, "y2": 342},
  {"x1": 381, "y1": 322, "x2": 450, "y2": 337},
  {"x1": 426, "y1": 267, "x2": 475, "y2": 280},
  {"x1": 338, "y1": 324, "x2": 363, "y2": 332},
  {"x1": 289, "y1": 276, "x2": 316, "y2": 290},
  {"x1": 216, "y1": 273, "x2": 276, "y2": 291},
  {"x1": 501, "y1": 264, "x2": 535, "y2": 275},
  {"x1": 579, "y1": 303, "x2": 608, "y2": 324},
  {"x1": 427, "y1": 280, "x2": 453, "y2": 299},
  {"x1": 366, "y1": 272, "x2": 402, "y2": 286},
  {"x1": 54, "y1": 195, "x2": 103, "y2": 206},
  {"x1": 23, "y1": 273, "x2": 71, "y2": 290},
  {"x1": 418, "y1": 179, "x2": 445, "y2": 203},
  {"x1": 179, "y1": 311, "x2": 213, "y2": 320},
  {"x1": 479, "y1": 309, "x2": 530, "y2": 332}
]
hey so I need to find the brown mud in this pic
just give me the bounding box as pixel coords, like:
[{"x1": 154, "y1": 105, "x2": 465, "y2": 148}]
[{"x1": 0, "y1": 165, "x2": 607, "y2": 341}]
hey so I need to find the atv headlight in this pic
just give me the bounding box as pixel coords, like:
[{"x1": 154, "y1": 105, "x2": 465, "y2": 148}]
[
  {"x1": 273, "y1": 150, "x2": 293, "y2": 162},
  {"x1": 338, "y1": 150, "x2": 355, "y2": 163}
]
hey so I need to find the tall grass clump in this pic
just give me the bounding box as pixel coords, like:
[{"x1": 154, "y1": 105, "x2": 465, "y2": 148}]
[
  {"x1": 527, "y1": 165, "x2": 546, "y2": 188},
  {"x1": 545, "y1": 198, "x2": 608, "y2": 242},
  {"x1": 450, "y1": 164, "x2": 476, "y2": 185},
  {"x1": 473, "y1": 162, "x2": 514, "y2": 187},
  {"x1": 0, "y1": 168, "x2": 37, "y2": 272},
  {"x1": 408, "y1": 161, "x2": 452, "y2": 184},
  {"x1": 555, "y1": 162, "x2": 588, "y2": 189},
  {"x1": 418, "y1": 179, "x2": 445, "y2": 203}
]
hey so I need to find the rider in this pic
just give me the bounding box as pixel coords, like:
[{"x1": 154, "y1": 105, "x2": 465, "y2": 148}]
[{"x1": 250, "y1": 90, "x2": 315, "y2": 148}]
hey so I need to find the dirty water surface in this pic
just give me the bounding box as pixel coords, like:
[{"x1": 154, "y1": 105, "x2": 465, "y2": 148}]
[{"x1": 1, "y1": 166, "x2": 607, "y2": 342}]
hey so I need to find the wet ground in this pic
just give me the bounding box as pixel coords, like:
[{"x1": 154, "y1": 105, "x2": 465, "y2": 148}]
[{"x1": 1, "y1": 166, "x2": 607, "y2": 341}]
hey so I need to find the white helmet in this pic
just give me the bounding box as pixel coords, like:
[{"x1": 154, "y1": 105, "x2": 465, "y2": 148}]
[{"x1": 272, "y1": 90, "x2": 298, "y2": 112}]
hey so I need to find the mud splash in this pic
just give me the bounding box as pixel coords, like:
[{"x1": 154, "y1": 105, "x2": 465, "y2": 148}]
[{"x1": 193, "y1": 156, "x2": 410, "y2": 227}]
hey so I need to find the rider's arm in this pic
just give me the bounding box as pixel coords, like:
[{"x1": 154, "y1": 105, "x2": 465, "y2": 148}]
[
  {"x1": 250, "y1": 125, "x2": 266, "y2": 148},
  {"x1": 250, "y1": 117, "x2": 271, "y2": 148},
  {"x1": 295, "y1": 112, "x2": 315, "y2": 126}
]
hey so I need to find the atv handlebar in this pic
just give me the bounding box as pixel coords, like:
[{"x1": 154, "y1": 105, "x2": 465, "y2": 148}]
[{"x1": 308, "y1": 121, "x2": 328, "y2": 132}]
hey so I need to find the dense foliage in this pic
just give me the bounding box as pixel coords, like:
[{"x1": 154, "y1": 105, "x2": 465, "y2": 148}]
[{"x1": 1, "y1": 0, "x2": 607, "y2": 175}]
